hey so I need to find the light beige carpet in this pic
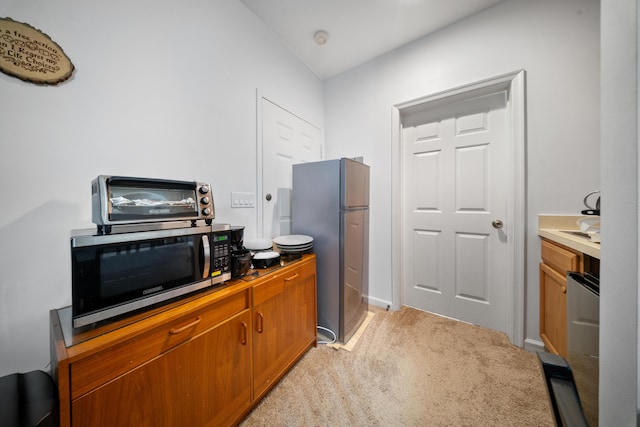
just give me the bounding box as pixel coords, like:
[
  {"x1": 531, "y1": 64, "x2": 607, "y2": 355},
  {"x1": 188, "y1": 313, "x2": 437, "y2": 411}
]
[{"x1": 241, "y1": 306, "x2": 555, "y2": 426}]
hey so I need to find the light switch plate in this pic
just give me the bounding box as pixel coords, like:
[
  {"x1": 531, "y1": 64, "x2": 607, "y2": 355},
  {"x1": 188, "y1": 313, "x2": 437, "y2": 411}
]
[{"x1": 231, "y1": 192, "x2": 256, "y2": 208}]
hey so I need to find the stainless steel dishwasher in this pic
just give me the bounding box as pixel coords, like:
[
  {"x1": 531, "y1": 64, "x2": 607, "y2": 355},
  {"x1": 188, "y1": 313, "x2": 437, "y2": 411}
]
[{"x1": 567, "y1": 271, "x2": 600, "y2": 426}]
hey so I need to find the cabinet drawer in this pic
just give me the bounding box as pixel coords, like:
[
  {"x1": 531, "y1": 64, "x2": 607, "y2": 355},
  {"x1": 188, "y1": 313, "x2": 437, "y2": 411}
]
[
  {"x1": 253, "y1": 274, "x2": 285, "y2": 307},
  {"x1": 281, "y1": 258, "x2": 315, "y2": 290},
  {"x1": 298, "y1": 258, "x2": 316, "y2": 281},
  {"x1": 252, "y1": 259, "x2": 314, "y2": 306},
  {"x1": 70, "y1": 289, "x2": 250, "y2": 399},
  {"x1": 541, "y1": 239, "x2": 580, "y2": 273}
]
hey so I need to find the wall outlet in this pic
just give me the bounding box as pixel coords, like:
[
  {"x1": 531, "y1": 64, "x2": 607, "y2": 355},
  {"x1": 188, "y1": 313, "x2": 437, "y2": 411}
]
[{"x1": 231, "y1": 192, "x2": 256, "y2": 208}]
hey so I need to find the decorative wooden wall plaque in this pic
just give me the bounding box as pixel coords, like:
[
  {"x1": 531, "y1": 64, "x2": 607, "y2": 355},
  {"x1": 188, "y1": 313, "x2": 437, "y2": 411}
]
[{"x1": 0, "y1": 17, "x2": 74, "y2": 85}]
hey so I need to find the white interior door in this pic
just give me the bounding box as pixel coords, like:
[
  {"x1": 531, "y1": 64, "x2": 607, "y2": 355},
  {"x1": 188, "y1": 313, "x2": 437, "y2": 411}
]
[
  {"x1": 261, "y1": 98, "x2": 322, "y2": 239},
  {"x1": 401, "y1": 90, "x2": 510, "y2": 333}
]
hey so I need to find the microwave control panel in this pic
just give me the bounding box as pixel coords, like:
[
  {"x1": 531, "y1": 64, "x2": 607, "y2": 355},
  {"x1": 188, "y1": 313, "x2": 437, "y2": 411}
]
[{"x1": 211, "y1": 231, "x2": 231, "y2": 283}]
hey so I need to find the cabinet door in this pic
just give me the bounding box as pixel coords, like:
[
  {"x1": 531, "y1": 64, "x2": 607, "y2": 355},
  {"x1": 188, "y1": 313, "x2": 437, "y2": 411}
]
[
  {"x1": 252, "y1": 262, "x2": 316, "y2": 401},
  {"x1": 72, "y1": 310, "x2": 252, "y2": 427},
  {"x1": 70, "y1": 290, "x2": 250, "y2": 400},
  {"x1": 539, "y1": 263, "x2": 568, "y2": 357},
  {"x1": 252, "y1": 277, "x2": 287, "y2": 400},
  {"x1": 284, "y1": 271, "x2": 317, "y2": 356}
]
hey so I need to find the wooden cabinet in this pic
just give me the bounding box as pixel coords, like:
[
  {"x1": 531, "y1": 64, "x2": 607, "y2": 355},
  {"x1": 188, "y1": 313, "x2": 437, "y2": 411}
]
[
  {"x1": 51, "y1": 255, "x2": 317, "y2": 427},
  {"x1": 252, "y1": 258, "x2": 317, "y2": 401},
  {"x1": 73, "y1": 309, "x2": 252, "y2": 427},
  {"x1": 539, "y1": 239, "x2": 582, "y2": 358}
]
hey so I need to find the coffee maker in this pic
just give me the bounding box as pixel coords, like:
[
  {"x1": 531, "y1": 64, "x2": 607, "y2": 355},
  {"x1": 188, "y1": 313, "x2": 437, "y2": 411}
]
[{"x1": 230, "y1": 226, "x2": 251, "y2": 278}]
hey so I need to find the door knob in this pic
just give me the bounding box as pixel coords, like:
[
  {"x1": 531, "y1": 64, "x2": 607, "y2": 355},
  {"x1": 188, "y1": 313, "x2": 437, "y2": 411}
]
[
  {"x1": 265, "y1": 193, "x2": 272, "y2": 201},
  {"x1": 492, "y1": 219, "x2": 504, "y2": 229}
]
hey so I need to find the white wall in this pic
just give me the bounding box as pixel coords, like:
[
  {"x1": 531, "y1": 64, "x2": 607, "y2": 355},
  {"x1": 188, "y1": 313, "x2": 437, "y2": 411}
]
[
  {"x1": 0, "y1": 0, "x2": 324, "y2": 376},
  {"x1": 600, "y1": 0, "x2": 638, "y2": 424},
  {"x1": 323, "y1": 0, "x2": 600, "y2": 343}
]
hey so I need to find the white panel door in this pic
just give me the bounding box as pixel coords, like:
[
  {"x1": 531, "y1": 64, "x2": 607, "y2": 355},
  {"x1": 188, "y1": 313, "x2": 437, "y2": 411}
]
[
  {"x1": 402, "y1": 91, "x2": 509, "y2": 333},
  {"x1": 262, "y1": 99, "x2": 322, "y2": 239}
]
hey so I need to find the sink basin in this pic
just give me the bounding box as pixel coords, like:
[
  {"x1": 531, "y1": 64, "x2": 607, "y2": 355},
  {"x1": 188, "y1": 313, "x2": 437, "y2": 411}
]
[
  {"x1": 561, "y1": 231, "x2": 590, "y2": 239},
  {"x1": 561, "y1": 230, "x2": 600, "y2": 243}
]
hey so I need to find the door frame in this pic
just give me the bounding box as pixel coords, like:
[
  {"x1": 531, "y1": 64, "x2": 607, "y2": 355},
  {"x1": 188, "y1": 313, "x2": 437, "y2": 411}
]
[
  {"x1": 390, "y1": 70, "x2": 526, "y2": 346},
  {"x1": 256, "y1": 90, "x2": 265, "y2": 238}
]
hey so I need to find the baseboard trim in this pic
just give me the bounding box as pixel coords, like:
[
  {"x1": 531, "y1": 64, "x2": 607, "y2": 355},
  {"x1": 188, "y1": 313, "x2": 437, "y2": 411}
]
[
  {"x1": 368, "y1": 296, "x2": 393, "y2": 310},
  {"x1": 524, "y1": 338, "x2": 546, "y2": 353}
]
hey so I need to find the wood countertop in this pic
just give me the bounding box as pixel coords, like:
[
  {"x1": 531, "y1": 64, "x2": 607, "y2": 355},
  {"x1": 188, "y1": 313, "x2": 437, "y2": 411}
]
[{"x1": 538, "y1": 215, "x2": 601, "y2": 259}]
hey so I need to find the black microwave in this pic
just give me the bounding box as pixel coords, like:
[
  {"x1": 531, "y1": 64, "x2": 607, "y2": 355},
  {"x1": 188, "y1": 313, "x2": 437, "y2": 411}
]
[{"x1": 70, "y1": 223, "x2": 231, "y2": 328}]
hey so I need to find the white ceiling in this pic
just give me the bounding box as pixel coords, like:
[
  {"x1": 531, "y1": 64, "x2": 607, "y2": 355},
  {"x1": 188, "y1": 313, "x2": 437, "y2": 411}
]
[{"x1": 239, "y1": 0, "x2": 505, "y2": 79}]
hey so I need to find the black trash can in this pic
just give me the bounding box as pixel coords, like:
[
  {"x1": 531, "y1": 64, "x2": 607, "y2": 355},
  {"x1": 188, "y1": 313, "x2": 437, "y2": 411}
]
[{"x1": 0, "y1": 370, "x2": 58, "y2": 427}]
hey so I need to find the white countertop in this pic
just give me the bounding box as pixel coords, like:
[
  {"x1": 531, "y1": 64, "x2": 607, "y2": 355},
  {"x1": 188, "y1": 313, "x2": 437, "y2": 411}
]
[{"x1": 538, "y1": 215, "x2": 601, "y2": 259}]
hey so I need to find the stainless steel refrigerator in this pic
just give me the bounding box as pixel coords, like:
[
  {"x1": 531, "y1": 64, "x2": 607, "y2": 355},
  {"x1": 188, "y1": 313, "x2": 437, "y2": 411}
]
[{"x1": 292, "y1": 158, "x2": 369, "y2": 343}]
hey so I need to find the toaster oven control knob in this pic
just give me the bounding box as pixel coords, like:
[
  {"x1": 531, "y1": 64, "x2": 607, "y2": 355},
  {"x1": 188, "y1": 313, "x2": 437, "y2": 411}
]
[
  {"x1": 201, "y1": 196, "x2": 210, "y2": 205},
  {"x1": 199, "y1": 185, "x2": 210, "y2": 194},
  {"x1": 202, "y1": 207, "x2": 211, "y2": 216}
]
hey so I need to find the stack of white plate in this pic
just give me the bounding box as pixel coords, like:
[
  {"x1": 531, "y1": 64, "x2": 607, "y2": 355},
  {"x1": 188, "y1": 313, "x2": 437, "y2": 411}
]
[{"x1": 273, "y1": 235, "x2": 314, "y2": 254}]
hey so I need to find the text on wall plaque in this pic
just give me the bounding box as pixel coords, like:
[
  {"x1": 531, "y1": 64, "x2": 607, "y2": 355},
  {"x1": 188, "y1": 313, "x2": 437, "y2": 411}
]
[{"x1": 0, "y1": 17, "x2": 74, "y2": 85}]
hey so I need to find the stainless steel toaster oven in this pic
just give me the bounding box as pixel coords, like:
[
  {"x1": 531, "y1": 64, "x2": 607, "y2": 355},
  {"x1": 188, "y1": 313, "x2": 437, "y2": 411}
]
[{"x1": 91, "y1": 175, "x2": 214, "y2": 233}]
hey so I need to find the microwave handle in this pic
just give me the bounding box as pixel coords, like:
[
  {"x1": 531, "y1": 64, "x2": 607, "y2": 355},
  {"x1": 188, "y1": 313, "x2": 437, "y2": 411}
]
[{"x1": 202, "y1": 234, "x2": 211, "y2": 279}]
